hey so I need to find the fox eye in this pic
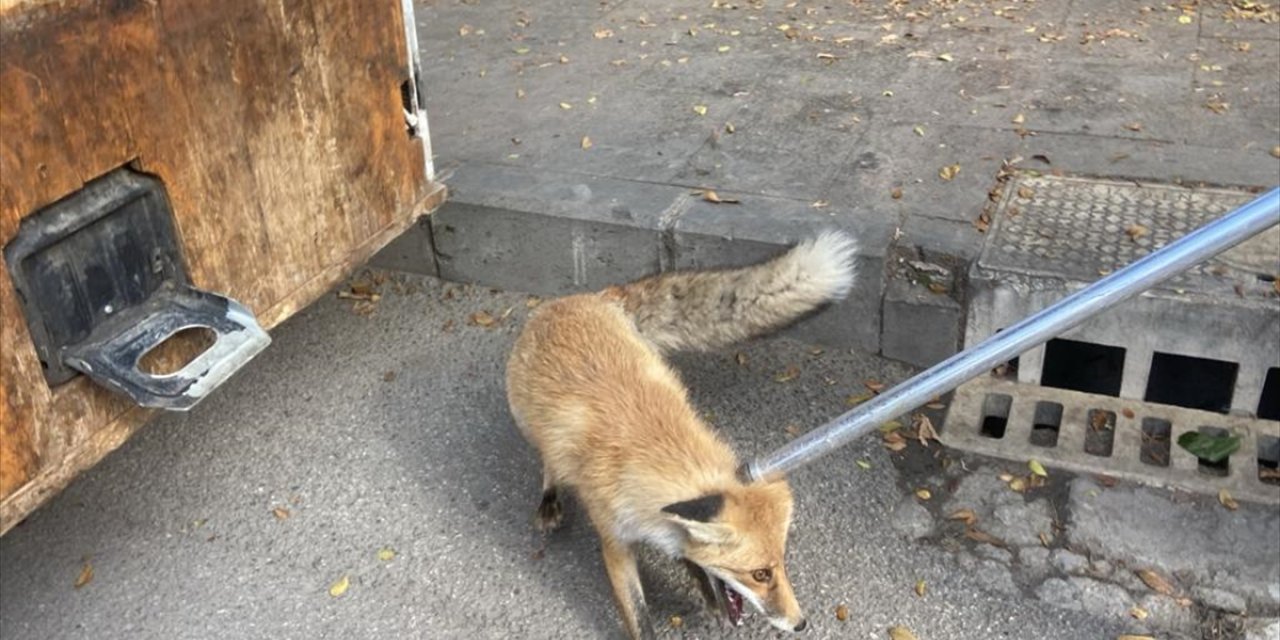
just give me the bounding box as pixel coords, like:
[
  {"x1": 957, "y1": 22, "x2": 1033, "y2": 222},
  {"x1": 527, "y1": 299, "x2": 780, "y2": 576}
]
[{"x1": 751, "y1": 568, "x2": 772, "y2": 583}]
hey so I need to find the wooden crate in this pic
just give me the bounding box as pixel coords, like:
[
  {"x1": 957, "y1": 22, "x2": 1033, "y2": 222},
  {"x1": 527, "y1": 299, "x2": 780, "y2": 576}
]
[{"x1": 0, "y1": 0, "x2": 445, "y2": 533}]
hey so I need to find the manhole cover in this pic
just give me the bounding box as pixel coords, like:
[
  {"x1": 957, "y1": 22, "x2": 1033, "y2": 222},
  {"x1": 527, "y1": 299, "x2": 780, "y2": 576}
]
[
  {"x1": 949, "y1": 175, "x2": 1280, "y2": 503},
  {"x1": 984, "y1": 175, "x2": 1274, "y2": 295}
]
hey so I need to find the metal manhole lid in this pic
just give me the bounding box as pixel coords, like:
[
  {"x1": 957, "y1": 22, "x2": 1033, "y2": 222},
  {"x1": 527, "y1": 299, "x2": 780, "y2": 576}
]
[{"x1": 980, "y1": 175, "x2": 1275, "y2": 297}]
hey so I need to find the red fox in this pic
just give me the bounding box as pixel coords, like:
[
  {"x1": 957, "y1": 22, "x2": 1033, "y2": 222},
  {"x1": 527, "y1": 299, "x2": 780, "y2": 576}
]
[{"x1": 505, "y1": 232, "x2": 857, "y2": 638}]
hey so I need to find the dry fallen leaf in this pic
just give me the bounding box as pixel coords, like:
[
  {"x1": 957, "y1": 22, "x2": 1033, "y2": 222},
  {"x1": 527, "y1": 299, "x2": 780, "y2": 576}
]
[
  {"x1": 947, "y1": 508, "x2": 978, "y2": 525},
  {"x1": 272, "y1": 506, "x2": 291, "y2": 520},
  {"x1": 669, "y1": 615, "x2": 684, "y2": 628},
  {"x1": 914, "y1": 580, "x2": 926, "y2": 597},
  {"x1": 377, "y1": 547, "x2": 396, "y2": 562},
  {"x1": 1028, "y1": 460, "x2": 1048, "y2": 477},
  {"x1": 883, "y1": 430, "x2": 908, "y2": 452},
  {"x1": 937, "y1": 52, "x2": 954, "y2": 62},
  {"x1": 516, "y1": 88, "x2": 526, "y2": 99},
  {"x1": 594, "y1": 28, "x2": 615, "y2": 39},
  {"x1": 1125, "y1": 224, "x2": 1150, "y2": 241},
  {"x1": 74, "y1": 561, "x2": 94, "y2": 589},
  {"x1": 784, "y1": 423, "x2": 803, "y2": 438},
  {"x1": 915, "y1": 488, "x2": 932, "y2": 501},
  {"x1": 559, "y1": 102, "x2": 573, "y2": 110},
  {"x1": 1125, "y1": 122, "x2": 1144, "y2": 132},
  {"x1": 701, "y1": 190, "x2": 740, "y2": 204},
  {"x1": 774, "y1": 365, "x2": 801, "y2": 383},
  {"x1": 1271, "y1": 145, "x2": 1280, "y2": 158},
  {"x1": 939, "y1": 164, "x2": 961, "y2": 181},
  {"x1": 1012, "y1": 113, "x2": 1026, "y2": 125},
  {"x1": 1122, "y1": 408, "x2": 1136, "y2": 419},
  {"x1": 964, "y1": 527, "x2": 1008, "y2": 548},
  {"x1": 1129, "y1": 606, "x2": 1150, "y2": 620},
  {"x1": 469, "y1": 311, "x2": 498, "y2": 327},
  {"x1": 856, "y1": 460, "x2": 872, "y2": 470},
  {"x1": 1008, "y1": 477, "x2": 1027, "y2": 493},
  {"x1": 913, "y1": 125, "x2": 926, "y2": 136},
  {"x1": 835, "y1": 603, "x2": 849, "y2": 621},
  {"x1": 864, "y1": 380, "x2": 886, "y2": 393},
  {"x1": 692, "y1": 105, "x2": 708, "y2": 116},
  {"x1": 1136, "y1": 569, "x2": 1175, "y2": 596},
  {"x1": 1017, "y1": 186, "x2": 1035, "y2": 199},
  {"x1": 1218, "y1": 488, "x2": 1239, "y2": 511},
  {"x1": 580, "y1": 136, "x2": 592, "y2": 150},
  {"x1": 914, "y1": 415, "x2": 939, "y2": 446},
  {"x1": 525, "y1": 296, "x2": 542, "y2": 308},
  {"x1": 1039, "y1": 531, "x2": 1053, "y2": 547},
  {"x1": 888, "y1": 625, "x2": 918, "y2": 640},
  {"x1": 891, "y1": 187, "x2": 904, "y2": 199},
  {"x1": 458, "y1": 24, "x2": 473, "y2": 37},
  {"x1": 1206, "y1": 97, "x2": 1230, "y2": 114},
  {"x1": 329, "y1": 574, "x2": 350, "y2": 597},
  {"x1": 847, "y1": 392, "x2": 874, "y2": 407}
]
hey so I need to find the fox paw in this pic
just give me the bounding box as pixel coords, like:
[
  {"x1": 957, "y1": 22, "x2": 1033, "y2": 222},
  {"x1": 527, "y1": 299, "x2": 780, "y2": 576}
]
[{"x1": 535, "y1": 491, "x2": 564, "y2": 533}]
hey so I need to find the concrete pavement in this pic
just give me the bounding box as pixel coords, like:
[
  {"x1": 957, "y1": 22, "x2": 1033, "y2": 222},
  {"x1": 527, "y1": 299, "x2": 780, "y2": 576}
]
[
  {"x1": 4, "y1": 271, "x2": 1277, "y2": 639},
  {"x1": 1, "y1": 272, "x2": 1149, "y2": 640}
]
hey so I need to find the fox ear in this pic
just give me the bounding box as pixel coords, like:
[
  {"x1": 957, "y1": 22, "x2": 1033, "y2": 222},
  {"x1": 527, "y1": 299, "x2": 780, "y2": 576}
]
[
  {"x1": 662, "y1": 494, "x2": 725, "y2": 523},
  {"x1": 663, "y1": 494, "x2": 734, "y2": 545}
]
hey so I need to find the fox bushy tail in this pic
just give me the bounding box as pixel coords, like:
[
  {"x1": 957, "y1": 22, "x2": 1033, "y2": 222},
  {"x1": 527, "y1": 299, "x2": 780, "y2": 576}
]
[{"x1": 603, "y1": 231, "x2": 857, "y2": 353}]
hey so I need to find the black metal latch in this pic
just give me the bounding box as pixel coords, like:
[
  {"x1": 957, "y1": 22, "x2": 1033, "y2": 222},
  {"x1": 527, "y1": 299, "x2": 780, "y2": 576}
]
[{"x1": 4, "y1": 167, "x2": 269, "y2": 411}]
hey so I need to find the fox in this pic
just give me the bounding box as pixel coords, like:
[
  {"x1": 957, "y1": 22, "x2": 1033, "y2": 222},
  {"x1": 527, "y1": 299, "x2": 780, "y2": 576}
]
[{"x1": 504, "y1": 231, "x2": 858, "y2": 639}]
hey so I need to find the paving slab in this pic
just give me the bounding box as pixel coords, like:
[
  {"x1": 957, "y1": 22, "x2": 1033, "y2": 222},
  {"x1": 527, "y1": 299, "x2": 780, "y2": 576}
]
[{"x1": 409, "y1": 0, "x2": 1279, "y2": 368}]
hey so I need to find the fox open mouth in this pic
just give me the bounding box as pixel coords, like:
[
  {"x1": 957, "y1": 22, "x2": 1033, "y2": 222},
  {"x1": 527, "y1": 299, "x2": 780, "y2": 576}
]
[{"x1": 710, "y1": 575, "x2": 745, "y2": 626}]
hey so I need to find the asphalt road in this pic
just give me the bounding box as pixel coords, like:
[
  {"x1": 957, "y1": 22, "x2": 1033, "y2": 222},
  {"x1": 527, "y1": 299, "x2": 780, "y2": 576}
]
[{"x1": 0, "y1": 273, "x2": 1130, "y2": 639}]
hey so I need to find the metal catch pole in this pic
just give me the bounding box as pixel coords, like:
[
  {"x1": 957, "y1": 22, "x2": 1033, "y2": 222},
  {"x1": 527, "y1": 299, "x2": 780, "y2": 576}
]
[{"x1": 746, "y1": 187, "x2": 1280, "y2": 482}]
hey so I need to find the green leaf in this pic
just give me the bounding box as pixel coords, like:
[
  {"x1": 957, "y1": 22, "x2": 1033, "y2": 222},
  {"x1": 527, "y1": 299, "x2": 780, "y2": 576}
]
[{"x1": 1177, "y1": 432, "x2": 1240, "y2": 463}]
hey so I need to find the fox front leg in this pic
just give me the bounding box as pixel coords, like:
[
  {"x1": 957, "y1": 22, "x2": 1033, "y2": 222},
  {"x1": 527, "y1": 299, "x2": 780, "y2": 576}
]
[{"x1": 599, "y1": 534, "x2": 657, "y2": 640}]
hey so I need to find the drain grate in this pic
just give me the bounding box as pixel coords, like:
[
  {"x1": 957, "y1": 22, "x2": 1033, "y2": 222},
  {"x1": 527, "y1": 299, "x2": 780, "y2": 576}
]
[
  {"x1": 950, "y1": 175, "x2": 1280, "y2": 502},
  {"x1": 944, "y1": 377, "x2": 1280, "y2": 504}
]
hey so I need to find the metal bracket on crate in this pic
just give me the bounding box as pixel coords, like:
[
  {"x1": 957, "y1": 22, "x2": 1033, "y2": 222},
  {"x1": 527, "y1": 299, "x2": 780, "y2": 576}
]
[{"x1": 63, "y1": 283, "x2": 270, "y2": 411}]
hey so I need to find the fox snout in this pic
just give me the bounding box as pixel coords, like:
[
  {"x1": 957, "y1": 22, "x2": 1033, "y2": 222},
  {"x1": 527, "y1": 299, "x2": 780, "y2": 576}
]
[{"x1": 763, "y1": 571, "x2": 807, "y2": 632}]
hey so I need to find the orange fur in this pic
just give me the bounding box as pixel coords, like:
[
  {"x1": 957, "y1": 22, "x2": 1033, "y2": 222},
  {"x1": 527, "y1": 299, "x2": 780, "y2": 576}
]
[{"x1": 506, "y1": 234, "x2": 856, "y2": 637}]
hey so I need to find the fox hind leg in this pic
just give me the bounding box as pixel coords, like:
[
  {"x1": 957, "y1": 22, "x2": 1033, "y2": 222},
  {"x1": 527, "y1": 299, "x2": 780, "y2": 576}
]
[{"x1": 534, "y1": 469, "x2": 564, "y2": 533}]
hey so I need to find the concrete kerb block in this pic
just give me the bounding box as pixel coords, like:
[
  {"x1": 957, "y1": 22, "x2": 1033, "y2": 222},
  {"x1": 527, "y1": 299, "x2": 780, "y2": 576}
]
[
  {"x1": 429, "y1": 163, "x2": 688, "y2": 295},
  {"x1": 670, "y1": 193, "x2": 896, "y2": 354},
  {"x1": 882, "y1": 276, "x2": 964, "y2": 368}
]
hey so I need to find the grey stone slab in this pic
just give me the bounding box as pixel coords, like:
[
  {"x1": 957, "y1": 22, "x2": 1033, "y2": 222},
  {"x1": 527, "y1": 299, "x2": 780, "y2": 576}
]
[
  {"x1": 825, "y1": 123, "x2": 1016, "y2": 224},
  {"x1": 1014, "y1": 132, "x2": 1280, "y2": 189},
  {"x1": 881, "y1": 277, "x2": 964, "y2": 368},
  {"x1": 899, "y1": 215, "x2": 986, "y2": 262},
  {"x1": 1194, "y1": 36, "x2": 1280, "y2": 105},
  {"x1": 676, "y1": 104, "x2": 868, "y2": 201},
  {"x1": 1068, "y1": 478, "x2": 1280, "y2": 611},
  {"x1": 431, "y1": 163, "x2": 690, "y2": 294},
  {"x1": 670, "y1": 194, "x2": 896, "y2": 353},
  {"x1": 442, "y1": 162, "x2": 686, "y2": 229},
  {"x1": 1201, "y1": 9, "x2": 1280, "y2": 42}
]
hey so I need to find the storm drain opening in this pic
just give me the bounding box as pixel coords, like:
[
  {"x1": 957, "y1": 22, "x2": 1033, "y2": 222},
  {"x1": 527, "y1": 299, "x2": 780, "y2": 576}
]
[
  {"x1": 1144, "y1": 352, "x2": 1238, "y2": 414},
  {"x1": 1258, "y1": 435, "x2": 1280, "y2": 486},
  {"x1": 1195, "y1": 426, "x2": 1231, "y2": 477},
  {"x1": 1140, "y1": 418, "x2": 1172, "y2": 467},
  {"x1": 1259, "y1": 368, "x2": 1280, "y2": 421},
  {"x1": 980, "y1": 393, "x2": 1012, "y2": 439},
  {"x1": 1041, "y1": 339, "x2": 1125, "y2": 397},
  {"x1": 1029, "y1": 401, "x2": 1063, "y2": 447},
  {"x1": 1084, "y1": 409, "x2": 1116, "y2": 457}
]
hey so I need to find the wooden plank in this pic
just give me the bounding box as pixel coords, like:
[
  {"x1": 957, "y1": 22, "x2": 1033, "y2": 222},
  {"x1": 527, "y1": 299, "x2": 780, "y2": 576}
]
[{"x1": 0, "y1": 0, "x2": 441, "y2": 532}]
